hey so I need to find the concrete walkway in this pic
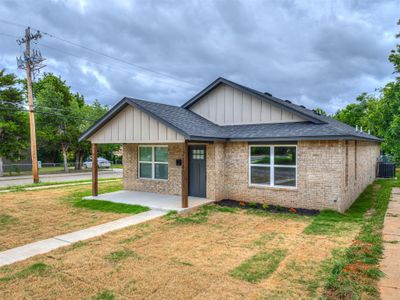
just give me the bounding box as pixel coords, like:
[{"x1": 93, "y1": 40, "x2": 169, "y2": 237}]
[
  {"x1": 0, "y1": 210, "x2": 166, "y2": 267},
  {"x1": 379, "y1": 187, "x2": 400, "y2": 299}
]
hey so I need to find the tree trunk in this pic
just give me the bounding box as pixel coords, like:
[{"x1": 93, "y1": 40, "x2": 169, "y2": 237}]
[
  {"x1": 62, "y1": 145, "x2": 69, "y2": 173},
  {"x1": 0, "y1": 156, "x2": 3, "y2": 177},
  {"x1": 79, "y1": 150, "x2": 84, "y2": 169},
  {"x1": 75, "y1": 151, "x2": 80, "y2": 170}
]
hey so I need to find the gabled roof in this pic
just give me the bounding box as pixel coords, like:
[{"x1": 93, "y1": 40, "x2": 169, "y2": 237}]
[
  {"x1": 181, "y1": 77, "x2": 327, "y2": 124},
  {"x1": 78, "y1": 97, "x2": 223, "y2": 142},
  {"x1": 79, "y1": 78, "x2": 382, "y2": 142}
]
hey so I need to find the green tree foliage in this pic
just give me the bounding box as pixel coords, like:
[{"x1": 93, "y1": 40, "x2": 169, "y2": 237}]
[
  {"x1": 0, "y1": 69, "x2": 28, "y2": 171},
  {"x1": 71, "y1": 99, "x2": 120, "y2": 169},
  {"x1": 389, "y1": 19, "x2": 400, "y2": 75},
  {"x1": 334, "y1": 19, "x2": 400, "y2": 162},
  {"x1": 313, "y1": 107, "x2": 327, "y2": 116},
  {"x1": 33, "y1": 73, "x2": 82, "y2": 172}
]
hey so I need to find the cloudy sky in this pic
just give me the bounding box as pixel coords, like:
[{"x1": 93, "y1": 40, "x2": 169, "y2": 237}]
[{"x1": 0, "y1": 0, "x2": 399, "y2": 114}]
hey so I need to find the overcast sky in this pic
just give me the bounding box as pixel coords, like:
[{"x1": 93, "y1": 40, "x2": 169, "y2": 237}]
[{"x1": 0, "y1": 0, "x2": 399, "y2": 114}]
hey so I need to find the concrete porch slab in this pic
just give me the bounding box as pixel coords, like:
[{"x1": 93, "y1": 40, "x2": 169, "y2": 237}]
[{"x1": 84, "y1": 190, "x2": 214, "y2": 212}]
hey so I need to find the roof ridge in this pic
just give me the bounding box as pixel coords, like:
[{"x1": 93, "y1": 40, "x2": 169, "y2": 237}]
[{"x1": 126, "y1": 97, "x2": 180, "y2": 109}]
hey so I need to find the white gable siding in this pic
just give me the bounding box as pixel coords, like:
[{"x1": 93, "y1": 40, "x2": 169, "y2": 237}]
[
  {"x1": 89, "y1": 106, "x2": 185, "y2": 143},
  {"x1": 189, "y1": 83, "x2": 305, "y2": 125}
]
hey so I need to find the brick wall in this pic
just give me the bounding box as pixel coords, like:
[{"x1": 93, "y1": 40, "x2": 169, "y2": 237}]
[
  {"x1": 122, "y1": 140, "x2": 379, "y2": 212},
  {"x1": 122, "y1": 143, "x2": 183, "y2": 195},
  {"x1": 340, "y1": 141, "x2": 380, "y2": 211},
  {"x1": 207, "y1": 140, "x2": 379, "y2": 212}
]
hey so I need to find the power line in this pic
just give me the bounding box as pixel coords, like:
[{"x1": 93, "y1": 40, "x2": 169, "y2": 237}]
[
  {"x1": 0, "y1": 106, "x2": 98, "y2": 122},
  {"x1": 1, "y1": 30, "x2": 197, "y2": 89},
  {"x1": 0, "y1": 18, "x2": 198, "y2": 88},
  {"x1": 0, "y1": 100, "x2": 102, "y2": 116},
  {"x1": 0, "y1": 32, "x2": 18, "y2": 39},
  {"x1": 0, "y1": 19, "x2": 26, "y2": 29}
]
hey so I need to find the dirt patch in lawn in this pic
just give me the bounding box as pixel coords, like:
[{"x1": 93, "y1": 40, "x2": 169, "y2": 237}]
[
  {"x1": 0, "y1": 207, "x2": 359, "y2": 299},
  {"x1": 0, "y1": 181, "x2": 126, "y2": 251}
]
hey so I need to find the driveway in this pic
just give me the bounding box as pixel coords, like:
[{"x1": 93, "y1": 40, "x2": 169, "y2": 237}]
[{"x1": 0, "y1": 169, "x2": 122, "y2": 187}]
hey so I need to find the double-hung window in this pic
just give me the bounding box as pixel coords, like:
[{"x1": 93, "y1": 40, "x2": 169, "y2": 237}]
[
  {"x1": 138, "y1": 146, "x2": 168, "y2": 180},
  {"x1": 249, "y1": 145, "x2": 297, "y2": 188}
]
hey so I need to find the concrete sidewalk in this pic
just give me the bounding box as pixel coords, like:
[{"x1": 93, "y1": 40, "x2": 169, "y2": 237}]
[
  {"x1": 0, "y1": 170, "x2": 122, "y2": 187},
  {"x1": 379, "y1": 187, "x2": 400, "y2": 299},
  {"x1": 0, "y1": 210, "x2": 166, "y2": 267},
  {"x1": 0, "y1": 178, "x2": 121, "y2": 194}
]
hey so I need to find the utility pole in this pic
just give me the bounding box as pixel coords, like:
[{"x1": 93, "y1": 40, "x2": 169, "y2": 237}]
[{"x1": 17, "y1": 27, "x2": 45, "y2": 183}]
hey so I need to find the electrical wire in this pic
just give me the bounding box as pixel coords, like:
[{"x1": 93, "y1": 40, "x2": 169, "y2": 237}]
[
  {"x1": 0, "y1": 106, "x2": 98, "y2": 122},
  {"x1": 0, "y1": 18, "x2": 198, "y2": 87},
  {"x1": 0, "y1": 100, "x2": 91, "y2": 115},
  {"x1": 0, "y1": 30, "x2": 196, "y2": 89}
]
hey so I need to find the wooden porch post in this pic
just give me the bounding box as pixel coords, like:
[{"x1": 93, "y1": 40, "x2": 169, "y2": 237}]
[
  {"x1": 181, "y1": 140, "x2": 189, "y2": 208},
  {"x1": 92, "y1": 143, "x2": 98, "y2": 196}
]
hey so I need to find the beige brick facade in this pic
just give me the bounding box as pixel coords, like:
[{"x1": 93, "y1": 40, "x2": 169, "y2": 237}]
[
  {"x1": 122, "y1": 140, "x2": 380, "y2": 212},
  {"x1": 123, "y1": 143, "x2": 184, "y2": 195}
]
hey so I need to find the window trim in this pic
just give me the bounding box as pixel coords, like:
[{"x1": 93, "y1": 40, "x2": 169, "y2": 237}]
[
  {"x1": 138, "y1": 145, "x2": 168, "y2": 180},
  {"x1": 248, "y1": 145, "x2": 297, "y2": 189}
]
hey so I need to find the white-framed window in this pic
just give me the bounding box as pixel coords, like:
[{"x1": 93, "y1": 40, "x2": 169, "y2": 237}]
[
  {"x1": 138, "y1": 145, "x2": 168, "y2": 180},
  {"x1": 249, "y1": 145, "x2": 297, "y2": 188}
]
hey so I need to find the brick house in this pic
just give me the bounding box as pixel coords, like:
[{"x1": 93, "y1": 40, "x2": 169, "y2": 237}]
[{"x1": 80, "y1": 78, "x2": 381, "y2": 212}]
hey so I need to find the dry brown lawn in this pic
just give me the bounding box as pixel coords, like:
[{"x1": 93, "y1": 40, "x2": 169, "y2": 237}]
[
  {"x1": 0, "y1": 181, "x2": 125, "y2": 251},
  {"x1": 0, "y1": 207, "x2": 359, "y2": 299}
]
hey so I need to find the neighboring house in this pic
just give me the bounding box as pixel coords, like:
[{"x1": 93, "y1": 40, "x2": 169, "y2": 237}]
[{"x1": 79, "y1": 77, "x2": 381, "y2": 212}]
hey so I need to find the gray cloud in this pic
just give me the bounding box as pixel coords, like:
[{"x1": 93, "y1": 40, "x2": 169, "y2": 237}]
[{"x1": 0, "y1": 0, "x2": 398, "y2": 113}]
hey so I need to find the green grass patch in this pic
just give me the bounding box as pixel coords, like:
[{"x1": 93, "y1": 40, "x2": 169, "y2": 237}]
[
  {"x1": 253, "y1": 232, "x2": 277, "y2": 246},
  {"x1": 0, "y1": 214, "x2": 17, "y2": 227},
  {"x1": 304, "y1": 185, "x2": 375, "y2": 235},
  {"x1": 92, "y1": 290, "x2": 115, "y2": 300},
  {"x1": 230, "y1": 249, "x2": 287, "y2": 283},
  {"x1": 73, "y1": 199, "x2": 149, "y2": 214},
  {"x1": 164, "y1": 204, "x2": 237, "y2": 224},
  {"x1": 70, "y1": 241, "x2": 87, "y2": 250},
  {"x1": 321, "y1": 175, "x2": 400, "y2": 299},
  {"x1": 120, "y1": 234, "x2": 144, "y2": 244},
  {"x1": 0, "y1": 262, "x2": 49, "y2": 282},
  {"x1": 61, "y1": 181, "x2": 148, "y2": 214},
  {"x1": 105, "y1": 249, "x2": 139, "y2": 263}
]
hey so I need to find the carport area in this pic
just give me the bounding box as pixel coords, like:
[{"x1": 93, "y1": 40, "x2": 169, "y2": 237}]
[{"x1": 84, "y1": 190, "x2": 213, "y2": 212}]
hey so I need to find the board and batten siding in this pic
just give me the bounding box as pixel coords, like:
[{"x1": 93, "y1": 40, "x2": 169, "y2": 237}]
[
  {"x1": 89, "y1": 106, "x2": 185, "y2": 144},
  {"x1": 189, "y1": 83, "x2": 305, "y2": 125}
]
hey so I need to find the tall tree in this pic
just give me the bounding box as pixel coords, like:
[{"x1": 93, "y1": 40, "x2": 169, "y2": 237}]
[
  {"x1": 33, "y1": 73, "x2": 82, "y2": 172},
  {"x1": 71, "y1": 99, "x2": 111, "y2": 170},
  {"x1": 0, "y1": 69, "x2": 28, "y2": 176}
]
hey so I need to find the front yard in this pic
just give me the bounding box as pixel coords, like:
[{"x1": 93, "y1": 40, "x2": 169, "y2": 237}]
[
  {"x1": 0, "y1": 176, "x2": 397, "y2": 299},
  {"x1": 0, "y1": 180, "x2": 148, "y2": 251}
]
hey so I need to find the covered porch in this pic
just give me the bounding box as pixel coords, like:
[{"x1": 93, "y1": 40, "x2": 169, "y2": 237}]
[
  {"x1": 84, "y1": 190, "x2": 213, "y2": 212},
  {"x1": 79, "y1": 99, "x2": 215, "y2": 209},
  {"x1": 90, "y1": 141, "x2": 193, "y2": 209}
]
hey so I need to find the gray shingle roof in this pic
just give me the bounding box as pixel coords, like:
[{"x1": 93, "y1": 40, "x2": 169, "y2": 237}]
[
  {"x1": 79, "y1": 78, "x2": 381, "y2": 142},
  {"x1": 129, "y1": 98, "x2": 380, "y2": 141}
]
